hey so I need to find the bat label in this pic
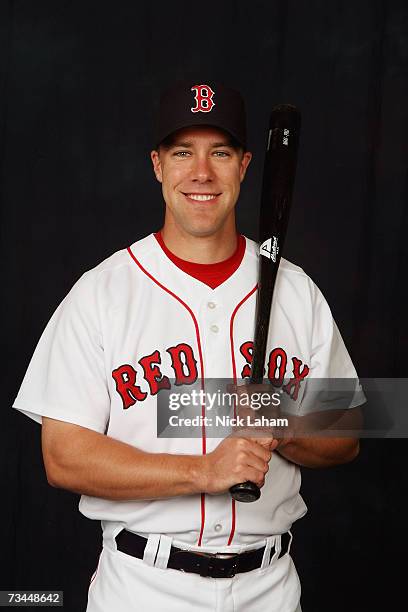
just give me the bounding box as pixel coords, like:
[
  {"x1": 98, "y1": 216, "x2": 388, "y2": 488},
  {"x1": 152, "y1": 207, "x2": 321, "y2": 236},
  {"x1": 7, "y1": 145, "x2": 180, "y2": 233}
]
[{"x1": 260, "y1": 236, "x2": 279, "y2": 262}]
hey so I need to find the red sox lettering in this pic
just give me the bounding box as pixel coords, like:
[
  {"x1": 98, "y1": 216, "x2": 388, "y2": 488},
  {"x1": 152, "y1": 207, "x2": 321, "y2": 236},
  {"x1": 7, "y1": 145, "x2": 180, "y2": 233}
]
[
  {"x1": 112, "y1": 343, "x2": 198, "y2": 409},
  {"x1": 112, "y1": 341, "x2": 309, "y2": 410},
  {"x1": 240, "y1": 342, "x2": 309, "y2": 399}
]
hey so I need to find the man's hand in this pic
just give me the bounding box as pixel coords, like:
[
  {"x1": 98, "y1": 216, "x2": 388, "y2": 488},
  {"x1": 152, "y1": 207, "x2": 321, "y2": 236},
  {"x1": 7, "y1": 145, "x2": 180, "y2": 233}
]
[
  {"x1": 201, "y1": 435, "x2": 278, "y2": 494},
  {"x1": 223, "y1": 382, "x2": 362, "y2": 469}
]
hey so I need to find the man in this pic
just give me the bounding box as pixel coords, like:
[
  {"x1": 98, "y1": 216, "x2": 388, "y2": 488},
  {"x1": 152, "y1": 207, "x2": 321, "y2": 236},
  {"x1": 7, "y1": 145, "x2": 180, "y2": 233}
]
[{"x1": 13, "y1": 81, "x2": 364, "y2": 612}]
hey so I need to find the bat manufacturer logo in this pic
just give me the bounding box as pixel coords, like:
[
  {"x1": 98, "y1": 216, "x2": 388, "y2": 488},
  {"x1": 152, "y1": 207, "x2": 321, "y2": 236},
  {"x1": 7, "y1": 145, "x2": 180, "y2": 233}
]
[
  {"x1": 190, "y1": 84, "x2": 215, "y2": 113},
  {"x1": 260, "y1": 236, "x2": 279, "y2": 262}
]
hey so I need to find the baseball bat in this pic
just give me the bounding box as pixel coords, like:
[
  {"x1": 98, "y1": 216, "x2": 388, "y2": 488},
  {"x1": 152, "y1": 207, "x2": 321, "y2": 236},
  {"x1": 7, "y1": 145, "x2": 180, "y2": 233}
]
[{"x1": 229, "y1": 104, "x2": 301, "y2": 503}]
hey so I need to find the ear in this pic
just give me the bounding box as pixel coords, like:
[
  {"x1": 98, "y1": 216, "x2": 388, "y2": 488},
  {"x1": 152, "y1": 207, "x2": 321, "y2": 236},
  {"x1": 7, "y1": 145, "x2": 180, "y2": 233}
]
[
  {"x1": 150, "y1": 150, "x2": 163, "y2": 183},
  {"x1": 239, "y1": 151, "x2": 252, "y2": 182}
]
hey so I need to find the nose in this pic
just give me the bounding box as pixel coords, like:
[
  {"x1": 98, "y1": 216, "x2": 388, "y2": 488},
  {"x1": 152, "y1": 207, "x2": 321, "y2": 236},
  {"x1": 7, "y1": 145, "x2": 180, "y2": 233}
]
[{"x1": 190, "y1": 154, "x2": 214, "y2": 183}]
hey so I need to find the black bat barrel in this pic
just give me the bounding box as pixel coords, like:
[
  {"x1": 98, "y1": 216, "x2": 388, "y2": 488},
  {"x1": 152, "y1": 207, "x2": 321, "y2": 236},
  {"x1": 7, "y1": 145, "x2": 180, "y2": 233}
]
[
  {"x1": 251, "y1": 105, "x2": 301, "y2": 384},
  {"x1": 229, "y1": 105, "x2": 301, "y2": 503}
]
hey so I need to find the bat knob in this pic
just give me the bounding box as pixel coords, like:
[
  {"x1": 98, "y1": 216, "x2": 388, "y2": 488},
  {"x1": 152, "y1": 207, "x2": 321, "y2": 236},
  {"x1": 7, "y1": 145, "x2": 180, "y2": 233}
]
[{"x1": 229, "y1": 481, "x2": 261, "y2": 503}]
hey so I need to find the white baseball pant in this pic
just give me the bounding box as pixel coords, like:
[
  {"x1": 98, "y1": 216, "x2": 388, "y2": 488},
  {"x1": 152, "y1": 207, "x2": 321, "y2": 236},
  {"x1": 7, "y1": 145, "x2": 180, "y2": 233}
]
[{"x1": 86, "y1": 531, "x2": 302, "y2": 612}]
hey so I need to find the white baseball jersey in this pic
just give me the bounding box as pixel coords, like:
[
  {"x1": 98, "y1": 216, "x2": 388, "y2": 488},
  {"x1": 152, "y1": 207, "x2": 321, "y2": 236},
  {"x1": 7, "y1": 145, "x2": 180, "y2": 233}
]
[{"x1": 13, "y1": 233, "x2": 364, "y2": 551}]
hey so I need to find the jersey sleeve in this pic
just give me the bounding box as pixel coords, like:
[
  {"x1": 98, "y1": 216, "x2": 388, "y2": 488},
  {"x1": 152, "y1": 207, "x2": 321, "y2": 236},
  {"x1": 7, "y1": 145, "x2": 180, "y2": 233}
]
[
  {"x1": 12, "y1": 270, "x2": 110, "y2": 433},
  {"x1": 299, "y1": 278, "x2": 366, "y2": 413}
]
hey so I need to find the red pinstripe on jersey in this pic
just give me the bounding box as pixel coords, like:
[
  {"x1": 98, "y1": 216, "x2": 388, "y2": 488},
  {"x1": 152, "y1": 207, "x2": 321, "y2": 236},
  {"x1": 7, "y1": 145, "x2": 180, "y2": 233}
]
[
  {"x1": 127, "y1": 245, "x2": 207, "y2": 546},
  {"x1": 227, "y1": 284, "x2": 257, "y2": 546}
]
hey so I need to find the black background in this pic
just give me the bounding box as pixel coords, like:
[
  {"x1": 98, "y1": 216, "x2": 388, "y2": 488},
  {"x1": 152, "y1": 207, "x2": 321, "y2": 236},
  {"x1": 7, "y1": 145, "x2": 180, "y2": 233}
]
[{"x1": 1, "y1": 1, "x2": 407, "y2": 610}]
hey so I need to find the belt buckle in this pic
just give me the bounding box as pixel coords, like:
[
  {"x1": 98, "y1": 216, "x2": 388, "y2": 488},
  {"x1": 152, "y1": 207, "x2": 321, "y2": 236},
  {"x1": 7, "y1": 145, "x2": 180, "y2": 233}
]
[
  {"x1": 201, "y1": 554, "x2": 239, "y2": 579},
  {"x1": 214, "y1": 552, "x2": 239, "y2": 559},
  {"x1": 172, "y1": 548, "x2": 241, "y2": 578}
]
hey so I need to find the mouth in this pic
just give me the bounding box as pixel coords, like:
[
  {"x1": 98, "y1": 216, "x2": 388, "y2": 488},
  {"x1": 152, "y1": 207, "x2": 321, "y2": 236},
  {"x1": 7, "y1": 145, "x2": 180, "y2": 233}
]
[{"x1": 182, "y1": 193, "x2": 221, "y2": 203}]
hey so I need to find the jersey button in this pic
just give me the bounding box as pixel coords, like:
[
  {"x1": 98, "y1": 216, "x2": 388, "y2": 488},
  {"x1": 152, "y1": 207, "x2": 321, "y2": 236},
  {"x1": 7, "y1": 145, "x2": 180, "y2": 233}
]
[
  {"x1": 207, "y1": 301, "x2": 216, "y2": 309},
  {"x1": 214, "y1": 523, "x2": 222, "y2": 532},
  {"x1": 210, "y1": 324, "x2": 219, "y2": 333}
]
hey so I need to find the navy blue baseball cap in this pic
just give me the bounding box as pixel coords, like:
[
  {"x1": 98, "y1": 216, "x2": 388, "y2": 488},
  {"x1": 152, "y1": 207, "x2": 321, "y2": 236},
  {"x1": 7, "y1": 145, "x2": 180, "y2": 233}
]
[{"x1": 155, "y1": 81, "x2": 247, "y2": 149}]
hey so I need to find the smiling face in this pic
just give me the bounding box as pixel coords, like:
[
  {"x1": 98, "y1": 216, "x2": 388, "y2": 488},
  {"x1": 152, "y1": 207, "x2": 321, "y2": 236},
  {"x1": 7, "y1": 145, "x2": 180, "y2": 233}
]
[{"x1": 150, "y1": 126, "x2": 252, "y2": 239}]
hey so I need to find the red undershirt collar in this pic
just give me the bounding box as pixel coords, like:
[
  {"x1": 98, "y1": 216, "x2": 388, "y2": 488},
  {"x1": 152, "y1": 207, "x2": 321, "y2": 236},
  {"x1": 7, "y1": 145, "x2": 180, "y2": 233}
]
[{"x1": 153, "y1": 231, "x2": 246, "y2": 289}]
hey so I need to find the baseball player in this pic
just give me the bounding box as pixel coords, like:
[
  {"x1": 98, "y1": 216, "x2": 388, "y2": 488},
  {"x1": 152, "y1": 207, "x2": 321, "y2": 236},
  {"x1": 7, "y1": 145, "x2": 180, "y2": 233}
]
[{"x1": 13, "y1": 81, "x2": 365, "y2": 612}]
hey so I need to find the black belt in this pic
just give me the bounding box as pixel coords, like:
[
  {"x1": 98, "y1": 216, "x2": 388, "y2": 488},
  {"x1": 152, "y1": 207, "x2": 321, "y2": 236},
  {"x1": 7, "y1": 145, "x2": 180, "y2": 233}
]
[{"x1": 115, "y1": 530, "x2": 291, "y2": 578}]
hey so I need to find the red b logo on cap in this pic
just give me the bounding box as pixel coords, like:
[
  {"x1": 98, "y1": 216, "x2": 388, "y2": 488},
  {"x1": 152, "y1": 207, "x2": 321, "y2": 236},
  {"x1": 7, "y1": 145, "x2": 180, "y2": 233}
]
[{"x1": 191, "y1": 84, "x2": 215, "y2": 113}]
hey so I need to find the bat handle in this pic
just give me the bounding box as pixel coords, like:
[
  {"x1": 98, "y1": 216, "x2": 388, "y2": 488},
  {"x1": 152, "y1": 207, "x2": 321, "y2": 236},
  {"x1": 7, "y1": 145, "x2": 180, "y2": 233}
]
[
  {"x1": 229, "y1": 481, "x2": 261, "y2": 503},
  {"x1": 229, "y1": 371, "x2": 265, "y2": 502}
]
